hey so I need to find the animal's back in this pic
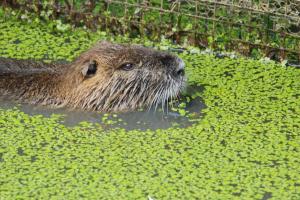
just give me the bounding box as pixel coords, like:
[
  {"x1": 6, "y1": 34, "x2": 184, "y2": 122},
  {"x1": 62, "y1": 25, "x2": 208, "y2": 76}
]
[
  {"x1": 0, "y1": 58, "x2": 64, "y2": 102},
  {"x1": 0, "y1": 57, "x2": 65, "y2": 75}
]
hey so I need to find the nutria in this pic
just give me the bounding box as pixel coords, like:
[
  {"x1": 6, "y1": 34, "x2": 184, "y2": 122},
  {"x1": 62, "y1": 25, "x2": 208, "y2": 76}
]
[{"x1": 0, "y1": 41, "x2": 186, "y2": 112}]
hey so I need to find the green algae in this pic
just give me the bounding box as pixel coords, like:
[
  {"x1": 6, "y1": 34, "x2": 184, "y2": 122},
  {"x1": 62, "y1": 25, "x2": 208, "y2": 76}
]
[{"x1": 0, "y1": 11, "x2": 300, "y2": 200}]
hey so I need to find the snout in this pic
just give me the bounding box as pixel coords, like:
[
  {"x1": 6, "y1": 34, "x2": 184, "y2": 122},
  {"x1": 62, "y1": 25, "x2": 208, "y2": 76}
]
[
  {"x1": 159, "y1": 53, "x2": 185, "y2": 78},
  {"x1": 173, "y1": 58, "x2": 185, "y2": 77}
]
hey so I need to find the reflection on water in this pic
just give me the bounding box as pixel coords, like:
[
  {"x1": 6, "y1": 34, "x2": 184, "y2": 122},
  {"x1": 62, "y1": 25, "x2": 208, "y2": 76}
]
[{"x1": 0, "y1": 86, "x2": 205, "y2": 130}]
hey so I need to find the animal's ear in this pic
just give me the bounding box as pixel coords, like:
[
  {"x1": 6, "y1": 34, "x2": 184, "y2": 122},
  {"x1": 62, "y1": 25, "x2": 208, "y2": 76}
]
[{"x1": 81, "y1": 60, "x2": 97, "y2": 78}]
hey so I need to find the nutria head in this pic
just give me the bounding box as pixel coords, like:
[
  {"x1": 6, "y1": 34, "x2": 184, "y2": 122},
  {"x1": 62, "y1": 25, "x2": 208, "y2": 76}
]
[{"x1": 58, "y1": 41, "x2": 186, "y2": 112}]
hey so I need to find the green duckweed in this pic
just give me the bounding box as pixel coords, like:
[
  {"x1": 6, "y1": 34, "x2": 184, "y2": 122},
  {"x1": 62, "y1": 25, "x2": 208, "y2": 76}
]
[{"x1": 0, "y1": 11, "x2": 300, "y2": 200}]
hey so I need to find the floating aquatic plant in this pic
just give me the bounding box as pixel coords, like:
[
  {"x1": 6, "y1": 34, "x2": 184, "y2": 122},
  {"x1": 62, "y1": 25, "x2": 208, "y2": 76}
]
[{"x1": 0, "y1": 11, "x2": 300, "y2": 200}]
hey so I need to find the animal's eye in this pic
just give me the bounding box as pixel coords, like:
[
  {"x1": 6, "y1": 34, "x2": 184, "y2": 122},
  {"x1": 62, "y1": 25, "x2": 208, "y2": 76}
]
[{"x1": 120, "y1": 63, "x2": 134, "y2": 71}]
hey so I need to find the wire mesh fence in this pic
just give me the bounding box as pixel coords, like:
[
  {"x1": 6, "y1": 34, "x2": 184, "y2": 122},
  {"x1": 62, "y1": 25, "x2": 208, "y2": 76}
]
[{"x1": 2, "y1": 0, "x2": 300, "y2": 63}]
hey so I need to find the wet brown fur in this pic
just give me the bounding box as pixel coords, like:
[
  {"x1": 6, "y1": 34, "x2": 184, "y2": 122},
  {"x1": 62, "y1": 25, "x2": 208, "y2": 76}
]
[{"x1": 0, "y1": 41, "x2": 186, "y2": 112}]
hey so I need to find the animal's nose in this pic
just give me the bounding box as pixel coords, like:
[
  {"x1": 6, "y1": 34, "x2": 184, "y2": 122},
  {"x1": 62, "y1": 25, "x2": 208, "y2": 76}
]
[
  {"x1": 176, "y1": 68, "x2": 185, "y2": 76},
  {"x1": 161, "y1": 54, "x2": 175, "y2": 66},
  {"x1": 174, "y1": 58, "x2": 185, "y2": 77}
]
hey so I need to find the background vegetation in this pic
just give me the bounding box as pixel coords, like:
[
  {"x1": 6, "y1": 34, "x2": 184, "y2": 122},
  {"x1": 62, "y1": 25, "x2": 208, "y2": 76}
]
[
  {"x1": 2, "y1": 0, "x2": 300, "y2": 63},
  {"x1": 0, "y1": 7, "x2": 300, "y2": 199}
]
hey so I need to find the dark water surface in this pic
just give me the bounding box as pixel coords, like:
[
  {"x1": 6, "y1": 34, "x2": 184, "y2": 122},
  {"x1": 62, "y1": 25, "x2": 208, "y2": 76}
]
[{"x1": 0, "y1": 86, "x2": 205, "y2": 130}]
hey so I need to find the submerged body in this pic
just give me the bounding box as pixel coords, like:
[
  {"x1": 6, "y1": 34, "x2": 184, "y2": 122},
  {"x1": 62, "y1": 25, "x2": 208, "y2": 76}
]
[{"x1": 0, "y1": 41, "x2": 186, "y2": 112}]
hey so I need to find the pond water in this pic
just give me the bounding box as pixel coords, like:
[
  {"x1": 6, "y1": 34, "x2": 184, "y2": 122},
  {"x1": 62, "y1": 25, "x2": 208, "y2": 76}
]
[
  {"x1": 0, "y1": 86, "x2": 205, "y2": 130},
  {"x1": 1, "y1": 13, "x2": 300, "y2": 200}
]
